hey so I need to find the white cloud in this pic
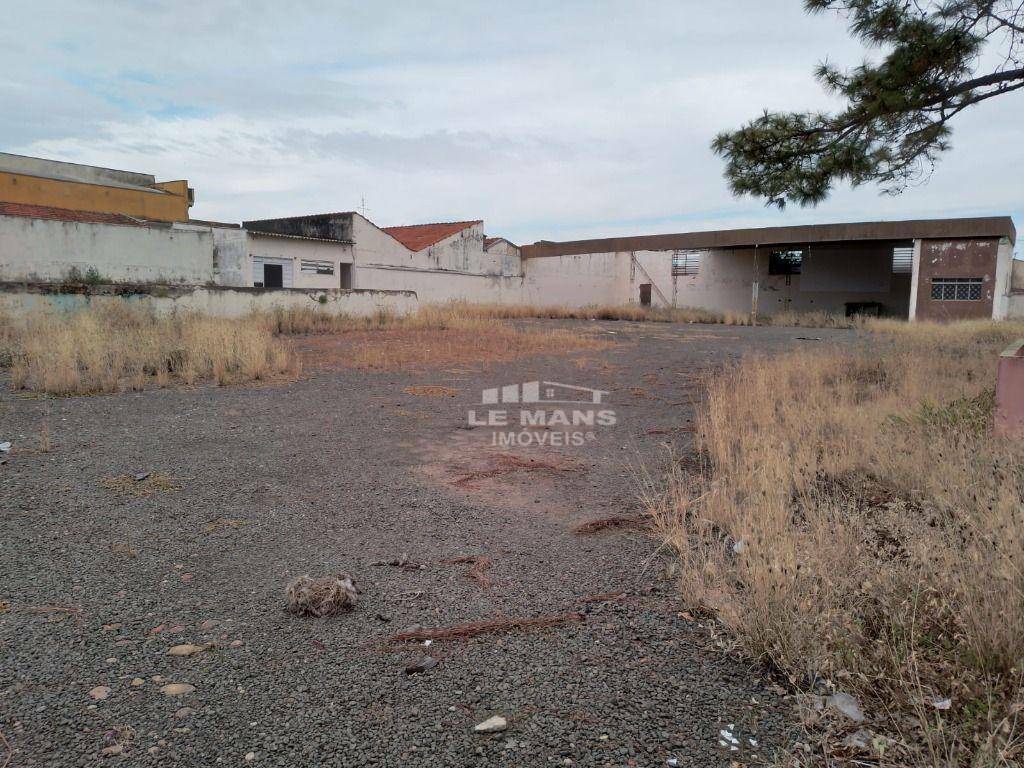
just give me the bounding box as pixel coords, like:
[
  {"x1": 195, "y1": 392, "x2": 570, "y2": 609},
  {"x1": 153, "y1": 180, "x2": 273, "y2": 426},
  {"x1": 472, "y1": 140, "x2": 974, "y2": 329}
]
[{"x1": 2, "y1": 1, "x2": 1020, "y2": 245}]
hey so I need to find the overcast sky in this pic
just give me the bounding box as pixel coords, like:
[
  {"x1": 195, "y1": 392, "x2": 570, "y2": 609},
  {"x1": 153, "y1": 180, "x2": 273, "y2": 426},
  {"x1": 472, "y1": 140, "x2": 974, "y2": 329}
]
[{"x1": 2, "y1": 1, "x2": 1021, "y2": 246}]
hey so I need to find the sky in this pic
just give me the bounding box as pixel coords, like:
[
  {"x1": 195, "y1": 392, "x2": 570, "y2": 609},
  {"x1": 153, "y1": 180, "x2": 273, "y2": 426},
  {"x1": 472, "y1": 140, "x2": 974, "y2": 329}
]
[{"x1": 2, "y1": 1, "x2": 1021, "y2": 248}]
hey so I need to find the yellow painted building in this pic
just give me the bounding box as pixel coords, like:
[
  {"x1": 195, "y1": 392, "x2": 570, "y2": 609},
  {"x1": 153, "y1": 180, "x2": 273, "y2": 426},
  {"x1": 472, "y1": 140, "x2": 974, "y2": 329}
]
[{"x1": 0, "y1": 152, "x2": 192, "y2": 223}]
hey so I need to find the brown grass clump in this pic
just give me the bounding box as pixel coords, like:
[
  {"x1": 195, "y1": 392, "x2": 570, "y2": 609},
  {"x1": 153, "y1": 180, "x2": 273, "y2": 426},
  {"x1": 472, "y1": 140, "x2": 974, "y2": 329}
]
[
  {"x1": 102, "y1": 472, "x2": 182, "y2": 498},
  {"x1": 387, "y1": 612, "x2": 585, "y2": 643},
  {"x1": 6, "y1": 304, "x2": 297, "y2": 395},
  {"x1": 573, "y1": 515, "x2": 651, "y2": 534},
  {"x1": 284, "y1": 574, "x2": 359, "y2": 617},
  {"x1": 441, "y1": 555, "x2": 493, "y2": 587},
  {"x1": 649, "y1": 319, "x2": 1024, "y2": 765},
  {"x1": 452, "y1": 453, "x2": 575, "y2": 486}
]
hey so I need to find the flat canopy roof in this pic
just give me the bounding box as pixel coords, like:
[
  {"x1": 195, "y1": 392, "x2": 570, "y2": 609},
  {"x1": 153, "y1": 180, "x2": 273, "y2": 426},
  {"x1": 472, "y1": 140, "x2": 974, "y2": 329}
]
[{"x1": 521, "y1": 216, "x2": 1016, "y2": 259}]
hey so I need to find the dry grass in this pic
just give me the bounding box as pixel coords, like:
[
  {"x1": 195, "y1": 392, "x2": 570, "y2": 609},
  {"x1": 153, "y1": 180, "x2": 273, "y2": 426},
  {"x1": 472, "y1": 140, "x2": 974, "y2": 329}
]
[
  {"x1": 5, "y1": 304, "x2": 296, "y2": 395},
  {"x1": 650, "y1": 319, "x2": 1024, "y2": 765},
  {"x1": 441, "y1": 555, "x2": 493, "y2": 587},
  {"x1": 284, "y1": 573, "x2": 359, "y2": 617},
  {"x1": 257, "y1": 301, "x2": 863, "y2": 332},
  {"x1": 102, "y1": 472, "x2": 183, "y2": 498},
  {"x1": 573, "y1": 515, "x2": 651, "y2": 534}
]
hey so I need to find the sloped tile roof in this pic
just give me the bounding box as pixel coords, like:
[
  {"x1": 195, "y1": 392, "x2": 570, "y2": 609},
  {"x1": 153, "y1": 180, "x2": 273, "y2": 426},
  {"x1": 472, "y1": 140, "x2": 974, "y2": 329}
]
[
  {"x1": 0, "y1": 201, "x2": 144, "y2": 227},
  {"x1": 382, "y1": 220, "x2": 481, "y2": 252}
]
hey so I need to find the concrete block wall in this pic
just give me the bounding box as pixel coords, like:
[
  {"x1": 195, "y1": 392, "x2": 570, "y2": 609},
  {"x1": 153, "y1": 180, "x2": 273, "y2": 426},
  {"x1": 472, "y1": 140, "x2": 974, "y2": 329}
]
[{"x1": 0, "y1": 215, "x2": 214, "y2": 285}]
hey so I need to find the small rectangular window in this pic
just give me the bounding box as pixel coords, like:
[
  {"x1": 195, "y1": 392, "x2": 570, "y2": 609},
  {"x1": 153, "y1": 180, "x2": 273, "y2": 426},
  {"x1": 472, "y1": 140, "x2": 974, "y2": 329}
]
[
  {"x1": 769, "y1": 249, "x2": 803, "y2": 275},
  {"x1": 930, "y1": 277, "x2": 982, "y2": 301},
  {"x1": 300, "y1": 259, "x2": 335, "y2": 275},
  {"x1": 671, "y1": 250, "x2": 702, "y2": 276},
  {"x1": 892, "y1": 246, "x2": 913, "y2": 274}
]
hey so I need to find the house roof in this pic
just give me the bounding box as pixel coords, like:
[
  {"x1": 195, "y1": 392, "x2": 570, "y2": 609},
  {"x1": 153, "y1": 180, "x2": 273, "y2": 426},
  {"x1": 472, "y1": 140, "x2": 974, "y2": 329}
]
[
  {"x1": 521, "y1": 216, "x2": 1017, "y2": 258},
  {"x1": 484, "y1": 236, "x2": 518, "y2": 249},
  {"x1": 0, "y1": 201, "x2": 145, "y2": 227},
  {"x1": 382, "y1": 220, "x2": 481, "y2": 252}
]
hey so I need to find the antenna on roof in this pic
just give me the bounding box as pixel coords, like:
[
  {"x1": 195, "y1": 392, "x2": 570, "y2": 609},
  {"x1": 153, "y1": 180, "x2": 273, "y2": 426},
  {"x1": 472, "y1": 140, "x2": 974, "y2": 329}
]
[{"x1": 358, "y1": 196, "x2": 370, "y2": 218}]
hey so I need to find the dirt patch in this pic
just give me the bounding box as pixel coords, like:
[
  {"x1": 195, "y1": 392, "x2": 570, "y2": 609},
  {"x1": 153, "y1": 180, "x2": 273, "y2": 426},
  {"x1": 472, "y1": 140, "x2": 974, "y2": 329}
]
[
  {"x1": 413, "y1": 431, "x2": 587, "y2": 516},
  {"x1": 292, "y1": 325, "x2": 609, "y2": 370},
  {"x1": 403, "y1": 385, "x2": 457, "y2": 398}
]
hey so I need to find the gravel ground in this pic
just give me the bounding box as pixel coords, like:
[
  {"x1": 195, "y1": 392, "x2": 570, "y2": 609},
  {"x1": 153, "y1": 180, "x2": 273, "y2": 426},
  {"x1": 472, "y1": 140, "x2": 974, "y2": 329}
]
[{"x1": 0, "y1": 321, "x2": 857, "y2": 767}]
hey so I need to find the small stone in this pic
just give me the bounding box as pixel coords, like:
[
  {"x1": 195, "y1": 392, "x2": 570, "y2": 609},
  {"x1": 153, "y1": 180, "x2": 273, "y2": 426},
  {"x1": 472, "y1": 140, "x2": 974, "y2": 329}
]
[
  {"x1": 88, "y1": 686, "x2": 111, "y2": 701},
  {"x1": 474, "y1": 715, "x2": 507, "y2": 734},
  {"x1": 229, "y1": 639, "x2": 244, "y2": 648},
  {"x1": 151, "y1": 675, "x2": 165, "y2": 683},
  {"x1": 100, "y1": 744, "x2": 123, "y2": 756},
  {"x1": 245, "y1": 751, "x2": 256, "y2": 762},
  {"x1": 105, "y1": 657, "x2": 118, "y2": 664},
  {"x1": 199, "y1": 619, "x2": 220, "y2": 630},
  {"x1": 148, "y1": 746, "x2": 160, "y2": 756},
  {"x1": 130, "y1": 678, "x2": 145, "y2": 687},
  {"x1": 160, "y1": 683, "x2": 195, "y2": 696},
  {"x1": 175, "y1": 707, "x2": 194, "y2": 719},
  {"x1": 168, "y1": 644, "x2": 205, "y2": 657},
  {"x1": 404, "y1": 656, "x2": 438, "y2": 675}
]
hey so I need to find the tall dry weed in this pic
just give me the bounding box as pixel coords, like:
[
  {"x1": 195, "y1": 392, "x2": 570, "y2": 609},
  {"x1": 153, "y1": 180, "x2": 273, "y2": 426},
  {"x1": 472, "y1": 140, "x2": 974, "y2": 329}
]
[
  {"x1": 651, "y1": 320, "x2": 1024, "y2": 765},
  {"x1": 8, "y1": 304, "x2": 297, "y2": 395}
]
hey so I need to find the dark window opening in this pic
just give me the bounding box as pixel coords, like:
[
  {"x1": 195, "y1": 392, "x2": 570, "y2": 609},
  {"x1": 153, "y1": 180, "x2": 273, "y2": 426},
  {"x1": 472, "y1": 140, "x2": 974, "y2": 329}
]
[
  {"x1": 639, "y1": 283, "x2": 652, "y2": 306},
  {"x1": 339, "y1": 263, "x2": 352, "y2": 289},
  {"x1": 930, "y1": 277, "x2": 982, "y2": 301},
  {"x1": 263, "y1": 263, "x2": 284, "y2": 289},
  {"x1": 769, "y1": 249, "x2": 803, "y2": 275}
]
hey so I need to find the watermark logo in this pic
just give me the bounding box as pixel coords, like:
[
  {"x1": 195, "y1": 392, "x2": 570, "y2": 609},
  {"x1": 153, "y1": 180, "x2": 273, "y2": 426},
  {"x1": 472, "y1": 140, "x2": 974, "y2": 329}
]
[{"x1": 468, "y1": 380, "x2": 616, "y2": 447}]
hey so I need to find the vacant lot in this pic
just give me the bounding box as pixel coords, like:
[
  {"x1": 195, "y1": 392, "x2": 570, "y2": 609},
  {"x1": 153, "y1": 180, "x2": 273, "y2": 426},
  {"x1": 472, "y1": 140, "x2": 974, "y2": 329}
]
[{"x1": 0, "y1": 319, "x2": 853, "y2": 766}]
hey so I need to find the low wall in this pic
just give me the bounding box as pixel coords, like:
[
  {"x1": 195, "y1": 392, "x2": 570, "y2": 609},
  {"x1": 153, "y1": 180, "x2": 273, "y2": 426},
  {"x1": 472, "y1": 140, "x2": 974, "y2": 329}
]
[{"x1": 0, "y1": 283, "x2": 418, "y2": 318}]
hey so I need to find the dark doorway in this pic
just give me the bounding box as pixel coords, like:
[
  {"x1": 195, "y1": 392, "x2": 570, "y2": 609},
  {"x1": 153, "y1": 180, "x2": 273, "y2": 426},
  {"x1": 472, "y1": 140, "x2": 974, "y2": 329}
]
[
  {"x1": 339, "y1": 263, "x2": 352, "y2": 289},
  {"x1": 263, "y1": 263, "x2": 283, "y2": 288},
  {"x1": 639, "y1": 283, "x2": 652, "y2": 306}
]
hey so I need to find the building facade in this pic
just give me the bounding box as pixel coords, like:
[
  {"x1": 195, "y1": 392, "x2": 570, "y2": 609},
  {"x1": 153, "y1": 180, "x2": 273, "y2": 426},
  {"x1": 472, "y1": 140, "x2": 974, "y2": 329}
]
[
  {"x1": 520, "y1": 218, "x2": 1018, "y2": 321},
  {"x1": 0, "y1": 153, "x2": 1019, "y2": 321},
  {"x1": 0, "y1": 152, "x2": 192, "y2": 223}
]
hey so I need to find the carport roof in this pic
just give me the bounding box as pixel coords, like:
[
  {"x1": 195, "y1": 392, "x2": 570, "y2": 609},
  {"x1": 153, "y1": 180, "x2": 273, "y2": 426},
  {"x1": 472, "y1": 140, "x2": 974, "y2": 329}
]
[{"x1": 521, "y1": 216, "x2": 1016, "y2": 258}]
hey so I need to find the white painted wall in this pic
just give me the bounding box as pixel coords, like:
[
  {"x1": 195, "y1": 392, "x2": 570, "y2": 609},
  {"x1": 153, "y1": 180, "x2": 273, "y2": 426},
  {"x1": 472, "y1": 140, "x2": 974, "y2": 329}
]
[
  {"x1": 485, "y1": 239, "x2": 524, "y2": 276},
  {"x1": 0, "y1": 285, "x2": 418, "y2": 319},
  {"x1": 521, "y1": 252, "x2": 627, "y2": 306},
  {"x1": 208, "y1": 228, "x2": 353, "y2": 290},
  {"x1": 0, "y1": 214, "x2": 213, "y2": 284}
]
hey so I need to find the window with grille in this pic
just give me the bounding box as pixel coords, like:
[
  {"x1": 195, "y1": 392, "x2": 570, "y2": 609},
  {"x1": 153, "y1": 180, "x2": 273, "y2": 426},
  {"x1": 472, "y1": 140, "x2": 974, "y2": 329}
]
[
  {"x1": 892, "y1": 246, "x2": 913, "y2": 274},
  {"x1": 671, "y1": 250, "x2": 702, "y2": 276},
  {"x1": 930, "y1": 277, "x2": 982, "y2": 301},
  {"x1": 300, "y1": 259, "x2": 335, "y2": 275},
  {"x1": 768, "y1": 249, "x2": 803, "y2": 275}
]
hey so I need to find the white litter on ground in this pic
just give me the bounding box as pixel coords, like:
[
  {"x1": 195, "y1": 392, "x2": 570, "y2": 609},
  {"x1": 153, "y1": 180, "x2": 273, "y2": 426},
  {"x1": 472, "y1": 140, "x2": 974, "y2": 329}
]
[{"x1": 719, "y1": 728, "x2": 740, "y2": 751}]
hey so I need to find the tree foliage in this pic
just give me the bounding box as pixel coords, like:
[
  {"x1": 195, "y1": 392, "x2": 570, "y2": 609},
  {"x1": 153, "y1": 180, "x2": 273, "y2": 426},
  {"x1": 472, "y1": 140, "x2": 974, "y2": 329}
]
[{"x1": 713, "y1": 1, "x2": 1024, "y2": 208}]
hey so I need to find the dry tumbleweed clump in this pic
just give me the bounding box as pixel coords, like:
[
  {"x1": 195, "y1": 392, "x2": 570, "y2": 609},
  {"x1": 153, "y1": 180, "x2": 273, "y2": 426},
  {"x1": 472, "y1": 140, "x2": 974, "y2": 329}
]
[{"x1": 285, "y1": 573, "x2": 359, "y2": 617}]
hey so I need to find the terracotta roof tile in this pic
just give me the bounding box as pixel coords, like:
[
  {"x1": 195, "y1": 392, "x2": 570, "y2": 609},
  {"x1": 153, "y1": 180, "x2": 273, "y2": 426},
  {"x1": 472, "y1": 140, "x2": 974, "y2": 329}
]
[
  {"x1": 382, "y1": 220, "x2": 481, "y2": 252},
  {"x1": 0, "y1": 201, "x2": 144, "y2": 227}
]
